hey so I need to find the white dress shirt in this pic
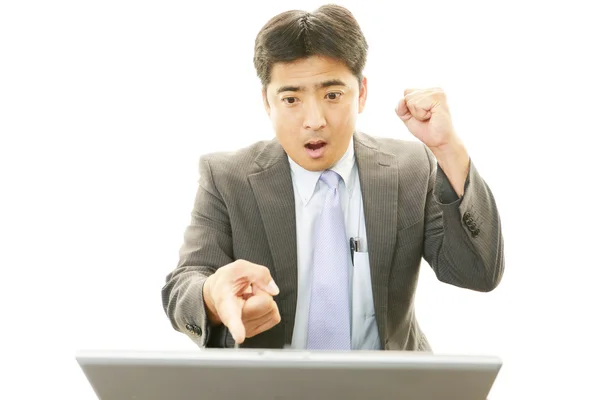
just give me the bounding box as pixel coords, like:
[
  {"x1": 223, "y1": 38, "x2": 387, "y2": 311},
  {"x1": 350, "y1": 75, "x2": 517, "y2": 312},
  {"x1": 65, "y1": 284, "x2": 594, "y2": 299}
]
[{"x1": 288, "y1": 137, "x2": 381, "y2": 350}]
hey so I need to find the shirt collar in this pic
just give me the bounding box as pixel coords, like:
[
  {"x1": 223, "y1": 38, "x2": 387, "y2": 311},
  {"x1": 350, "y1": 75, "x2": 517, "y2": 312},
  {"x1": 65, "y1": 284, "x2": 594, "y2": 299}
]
[{"x1": 288, "y1": 136, "x2": 357, "y2": 206}]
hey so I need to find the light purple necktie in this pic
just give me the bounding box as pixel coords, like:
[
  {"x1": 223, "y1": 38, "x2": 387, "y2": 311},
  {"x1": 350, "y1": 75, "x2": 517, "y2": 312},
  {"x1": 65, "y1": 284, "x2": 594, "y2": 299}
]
[{"x1": 306, "y1": 170, "x2": 351, "y2": 350}]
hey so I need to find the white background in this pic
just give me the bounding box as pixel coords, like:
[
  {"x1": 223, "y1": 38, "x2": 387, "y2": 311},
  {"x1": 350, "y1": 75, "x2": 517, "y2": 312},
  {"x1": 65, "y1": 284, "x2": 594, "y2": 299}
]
[{"x1": 1, "y1": 1, "x2": 599, "y2": 398}]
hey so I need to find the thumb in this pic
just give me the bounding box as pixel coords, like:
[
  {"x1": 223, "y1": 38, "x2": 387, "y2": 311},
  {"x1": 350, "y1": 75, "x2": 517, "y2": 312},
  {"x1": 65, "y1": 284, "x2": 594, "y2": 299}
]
[
  {"x1": 242, "y1": 264, "x2": 280, "y2": 296},
  {"x1": 219, "y1": 295, "x2": 246, "y2": 344},
  {"x1": 395, "y1": 98, "x2": 413, "y2": 123}
]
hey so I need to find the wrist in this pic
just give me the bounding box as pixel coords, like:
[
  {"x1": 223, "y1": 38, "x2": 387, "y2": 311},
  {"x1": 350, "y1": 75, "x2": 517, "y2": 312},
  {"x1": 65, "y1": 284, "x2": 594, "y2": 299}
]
[
  {"x1": 429, "y1": 137, "x2": 470, "y2": 197},
  {"x1": 431, "y1": 138, "x2": 468, "y2": 170},
  {"x1": 430, "y1": 136, "x2": 463, "y2": 159}
]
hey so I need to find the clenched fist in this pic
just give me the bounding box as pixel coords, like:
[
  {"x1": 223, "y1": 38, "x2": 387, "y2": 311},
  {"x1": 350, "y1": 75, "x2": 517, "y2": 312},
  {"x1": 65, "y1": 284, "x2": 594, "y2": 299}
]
[
  {"x1": 396, "y1": 88, "x2": 470, "y2": 196},
  {"x1": 395, "y1": 88, "x2": 457, "y2": 150},
  {"x1": 203, "y1": 260, "x2": 281, "y2": 344}
]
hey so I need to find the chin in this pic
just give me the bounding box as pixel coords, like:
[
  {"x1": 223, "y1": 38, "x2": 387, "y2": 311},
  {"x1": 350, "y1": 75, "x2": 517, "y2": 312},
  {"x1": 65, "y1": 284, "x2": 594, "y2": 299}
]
[
  {"x1": 306, "y1": 159, "x2": 333, "y2": 172},
  {"x1": 293, "y1": 157, "x2": 322, "y2": 171}
]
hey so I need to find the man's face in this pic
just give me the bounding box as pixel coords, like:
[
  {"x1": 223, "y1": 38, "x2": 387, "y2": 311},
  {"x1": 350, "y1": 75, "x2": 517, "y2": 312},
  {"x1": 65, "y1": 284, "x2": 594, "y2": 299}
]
[{"x1": 263, "y1": 55, "x2": 367, "y2": 171}]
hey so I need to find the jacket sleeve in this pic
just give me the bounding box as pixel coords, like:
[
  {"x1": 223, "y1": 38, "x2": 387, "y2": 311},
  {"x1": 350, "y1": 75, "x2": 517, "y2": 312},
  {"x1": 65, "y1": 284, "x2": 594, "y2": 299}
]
[
  {"x1": 422, "y1": 145, "x2": 505, "y2": 292},
  {"x1": 161, "y1": 156, "x2": 233, "y2": 347}
]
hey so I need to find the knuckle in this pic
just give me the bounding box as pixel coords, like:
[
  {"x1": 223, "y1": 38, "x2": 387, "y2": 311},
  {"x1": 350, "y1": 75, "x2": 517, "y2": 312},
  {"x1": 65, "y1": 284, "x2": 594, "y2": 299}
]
[
  {"x1": 433, "y1": 88, "x2": 446, "y2": 98},
  {"x1": 229, "y1": 259, "x2": 244, "y2": 272},
  {"x1": 271, "y1": 306, "x2": 281, "y2": 322}
]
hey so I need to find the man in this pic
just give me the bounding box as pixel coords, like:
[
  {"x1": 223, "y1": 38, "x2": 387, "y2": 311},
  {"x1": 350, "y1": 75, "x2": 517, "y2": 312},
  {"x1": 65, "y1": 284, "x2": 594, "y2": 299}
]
[{"x1": 162, "y1": 4, "x2": 504, "y2": 351}]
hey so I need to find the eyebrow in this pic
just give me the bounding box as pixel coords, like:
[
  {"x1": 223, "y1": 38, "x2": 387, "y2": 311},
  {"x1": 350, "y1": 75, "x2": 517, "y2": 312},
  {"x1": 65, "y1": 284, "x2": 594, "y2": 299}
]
[{"x1": 276, "y1": 79, "x2": 349, "y2": 94}]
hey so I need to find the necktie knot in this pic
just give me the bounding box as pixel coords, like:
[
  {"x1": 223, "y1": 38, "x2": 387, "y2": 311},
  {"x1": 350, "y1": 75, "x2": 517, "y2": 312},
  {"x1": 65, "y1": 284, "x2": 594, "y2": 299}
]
[{"x1": 320, "y1": 170, "x2": 341, "y2": 190}]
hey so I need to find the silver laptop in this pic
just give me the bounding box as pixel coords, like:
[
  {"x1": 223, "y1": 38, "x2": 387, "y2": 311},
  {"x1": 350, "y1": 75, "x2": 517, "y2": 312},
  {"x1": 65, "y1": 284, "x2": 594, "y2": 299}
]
[{"x1": 76, "y1": 348, "x2": 501, "y2": 400}]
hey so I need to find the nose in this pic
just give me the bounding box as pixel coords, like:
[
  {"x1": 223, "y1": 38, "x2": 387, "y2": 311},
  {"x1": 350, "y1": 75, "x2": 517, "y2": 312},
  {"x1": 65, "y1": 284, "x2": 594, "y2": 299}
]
[{"x1": 302, "y1": 98, "x2": 326, "y2": 131}]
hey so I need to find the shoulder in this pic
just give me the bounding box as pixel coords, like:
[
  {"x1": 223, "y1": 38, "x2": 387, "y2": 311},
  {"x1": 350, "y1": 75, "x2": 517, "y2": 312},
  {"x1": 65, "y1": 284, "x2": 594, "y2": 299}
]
[
  {"x1": 355, "y1": 131, "x2": 435, "y2": 173},
  {"x1": 195, "y1": 138, "x2": 287, "y2": 195},
  {"x1": 198, "y1": 139, "x2": 277, "y2": 176}
]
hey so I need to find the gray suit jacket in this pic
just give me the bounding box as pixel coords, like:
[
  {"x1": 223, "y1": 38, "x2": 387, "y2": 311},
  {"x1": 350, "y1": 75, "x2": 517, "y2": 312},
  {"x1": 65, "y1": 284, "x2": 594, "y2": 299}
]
[{"x1": 162, "y1": 131, "x2": 504, "y2": 350}]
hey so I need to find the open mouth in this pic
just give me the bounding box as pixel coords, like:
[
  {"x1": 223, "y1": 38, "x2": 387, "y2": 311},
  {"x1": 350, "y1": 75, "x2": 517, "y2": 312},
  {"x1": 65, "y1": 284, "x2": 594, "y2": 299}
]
[
  {"x1": 305, "y1": 140, "x2": 327, "y2": 151},
  {"x1": 304, "y1": 140, "x2": 328, "y2": 159}
]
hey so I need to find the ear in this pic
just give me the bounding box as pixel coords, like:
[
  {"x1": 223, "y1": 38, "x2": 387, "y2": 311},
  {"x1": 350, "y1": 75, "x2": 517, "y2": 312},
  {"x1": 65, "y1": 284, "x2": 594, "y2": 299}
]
[
  {"x1": 358, "y1": 76, "x2": 368, "y2": 113},
  {"x1": 262, "y1": 88, "x2": 271, "y2": 117}
]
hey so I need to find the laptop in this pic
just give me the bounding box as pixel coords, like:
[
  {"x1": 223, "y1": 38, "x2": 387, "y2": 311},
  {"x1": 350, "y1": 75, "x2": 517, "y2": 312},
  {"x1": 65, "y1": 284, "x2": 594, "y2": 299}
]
[{"x1": 76, "y1": 348, "x2": 502, "y2": 400}]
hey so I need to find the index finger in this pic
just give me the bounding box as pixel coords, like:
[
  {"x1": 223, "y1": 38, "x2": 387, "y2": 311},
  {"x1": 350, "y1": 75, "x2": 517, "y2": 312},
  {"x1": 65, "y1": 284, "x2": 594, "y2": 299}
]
[{"x1": 218, "y1": 294, "x2": 246, "y2": 344}]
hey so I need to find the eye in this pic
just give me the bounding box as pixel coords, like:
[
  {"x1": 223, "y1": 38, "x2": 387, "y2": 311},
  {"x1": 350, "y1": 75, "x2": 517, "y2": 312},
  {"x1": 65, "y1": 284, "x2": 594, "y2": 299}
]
[
  {"x1": 282, "y1": 97, "x2": 298, "y2": 104},
  {"x1": 326, "y1": 92, "x2": 342, "y2": 100}
]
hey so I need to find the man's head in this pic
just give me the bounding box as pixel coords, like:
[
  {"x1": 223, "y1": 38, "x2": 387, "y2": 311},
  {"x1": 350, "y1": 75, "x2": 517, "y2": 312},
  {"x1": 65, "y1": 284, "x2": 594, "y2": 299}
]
[{"x1": 254, "y1": 4, "x2": 368, "y2": 171}]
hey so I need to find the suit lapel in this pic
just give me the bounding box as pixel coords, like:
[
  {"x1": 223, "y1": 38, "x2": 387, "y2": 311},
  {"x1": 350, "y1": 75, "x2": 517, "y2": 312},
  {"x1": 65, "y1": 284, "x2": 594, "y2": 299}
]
[
  {"x1": 248, "y1": 140, "x2": 297, "y2": 346},
  {"x1": 246, "y1": 134, "x2": 398, "y2": 348},
  {"x1": 354, "y1": 133, "x2": 398, "y2": 347}
]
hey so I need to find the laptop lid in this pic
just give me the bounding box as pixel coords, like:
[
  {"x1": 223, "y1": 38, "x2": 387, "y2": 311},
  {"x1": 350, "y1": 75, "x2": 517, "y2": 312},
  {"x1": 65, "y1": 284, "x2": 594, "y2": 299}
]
[{"x1": 76, "y1": 349, "x2": 501, "y2": 400}]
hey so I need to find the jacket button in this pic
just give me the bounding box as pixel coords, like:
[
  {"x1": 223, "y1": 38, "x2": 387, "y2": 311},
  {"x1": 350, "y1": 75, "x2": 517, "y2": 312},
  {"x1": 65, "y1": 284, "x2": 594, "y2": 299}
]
[
  {"x1": 185, "y1": 323, "x2": 193, "y2": 331},
  {"x1": 472, "y1": 229, "x2": 480, "y2": 237},
  {"x1": 462, "y1": 212, "x2": 472, "y2": 223}
]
